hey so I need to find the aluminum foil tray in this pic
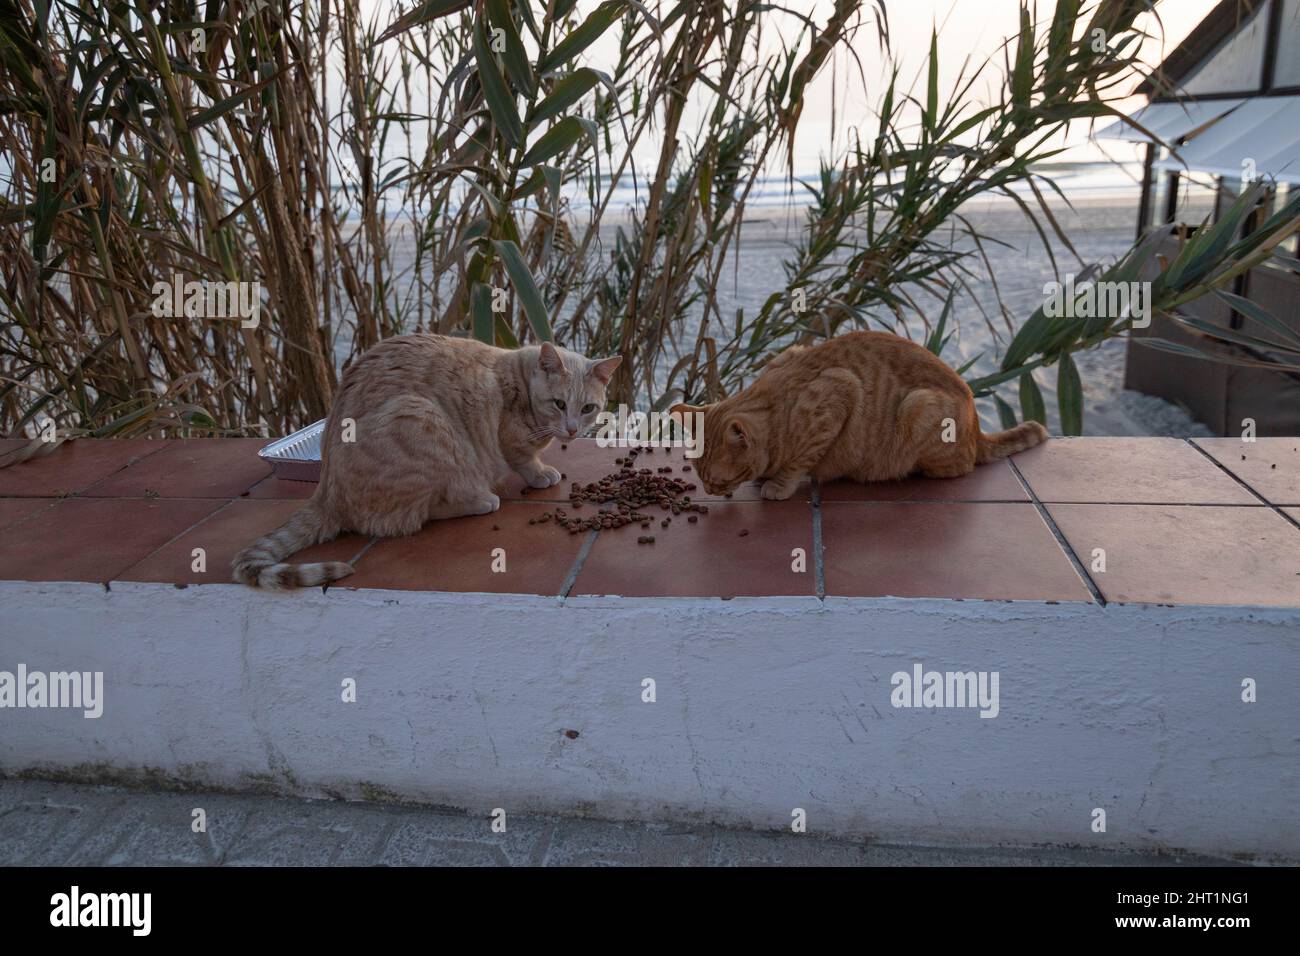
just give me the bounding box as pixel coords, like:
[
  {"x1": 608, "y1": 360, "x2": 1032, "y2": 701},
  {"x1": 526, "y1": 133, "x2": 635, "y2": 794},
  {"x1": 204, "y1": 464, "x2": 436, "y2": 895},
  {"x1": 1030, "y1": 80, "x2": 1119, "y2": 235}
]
[{"x1": 258, "y1": 419, "x2": 325, "y2": 482}]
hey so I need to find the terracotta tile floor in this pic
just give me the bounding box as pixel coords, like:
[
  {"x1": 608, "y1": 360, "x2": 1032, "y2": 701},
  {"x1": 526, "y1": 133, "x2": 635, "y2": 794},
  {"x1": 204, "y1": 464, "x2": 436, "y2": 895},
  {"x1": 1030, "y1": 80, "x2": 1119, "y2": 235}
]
[
  {"x1": 1011, "y1": 437, "x2": 1257, "y2": 504},
  {"x1": 244, "y1": 475, "x2": 315, "y2": 500},
  {"x1": 1192, "y1": 437, "x2": 1300, "y2": 506},
  {"x1": 0, "y1": 497, "x2": 222, "y2": 583},
  {"x1": 569, "y1": 499, "x2": 815, "y2": 598},
  {"x1": 0, "y1": 438, "x2": 170, "y2": 497},
  {"x1": 0, "y1": 436, "x2": 1296, "y2": 606},
  {"x1": 341, "y1": 502, "x2": 584, "y2": 595},
  {"x1": 0, "y1": 498, "x2": 56, "y2": 533},
  {"x1": 1045, "y1": 504, "x2": 1300, "y2": 607},
  {"x1": 84, "y1": 438, "x2": 271, "y2": 498},
  {"x1": 117, "y1": 499, "x2": 368, "y2": 587},
  {"x1": 820, "y1": 502, "x2": 1091, "y2": 602}
]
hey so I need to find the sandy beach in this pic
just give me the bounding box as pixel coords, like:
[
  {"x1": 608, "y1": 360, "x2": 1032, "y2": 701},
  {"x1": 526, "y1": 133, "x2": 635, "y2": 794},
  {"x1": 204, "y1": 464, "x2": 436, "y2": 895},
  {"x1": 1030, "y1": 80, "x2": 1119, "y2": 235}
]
[
  {"x1": 683, "y1": 194, "x2": 1220, "y2": 437},
  {"x1": 375, "y1": 192, "x2": 1209, "y2": 438}
]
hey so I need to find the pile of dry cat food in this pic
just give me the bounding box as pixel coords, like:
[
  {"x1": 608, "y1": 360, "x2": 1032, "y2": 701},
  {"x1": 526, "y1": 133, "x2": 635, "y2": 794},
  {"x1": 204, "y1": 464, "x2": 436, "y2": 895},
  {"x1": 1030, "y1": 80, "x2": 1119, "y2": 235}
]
[{"x1": 528, "y1": 446, "x2": 707, "y2": 542}]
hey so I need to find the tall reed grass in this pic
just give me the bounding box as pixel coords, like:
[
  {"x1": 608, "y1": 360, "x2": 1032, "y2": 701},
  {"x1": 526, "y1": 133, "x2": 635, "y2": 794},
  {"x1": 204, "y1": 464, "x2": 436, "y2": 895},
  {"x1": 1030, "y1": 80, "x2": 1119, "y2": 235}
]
[{"x1": 1, "y1": 0, "x2": 1296, "y2": 450}]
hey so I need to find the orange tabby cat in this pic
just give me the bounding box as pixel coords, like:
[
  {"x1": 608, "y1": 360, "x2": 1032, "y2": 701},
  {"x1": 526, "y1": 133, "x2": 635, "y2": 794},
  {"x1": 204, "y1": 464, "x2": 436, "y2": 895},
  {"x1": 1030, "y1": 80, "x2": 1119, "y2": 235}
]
[
  {"x1": 233, "y1": 335, "x2": 620, "y2": 589},
  {"x1": 672, "y1": 330, "x2": 1047, "y2": 499}
]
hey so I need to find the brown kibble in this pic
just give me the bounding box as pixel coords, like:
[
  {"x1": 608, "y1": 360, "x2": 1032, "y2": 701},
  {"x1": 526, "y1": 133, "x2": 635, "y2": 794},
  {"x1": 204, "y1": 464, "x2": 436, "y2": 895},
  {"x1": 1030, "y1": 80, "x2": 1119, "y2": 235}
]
[
  {"x1": 564, "y1": 729, "x2": 579, "y2": 739},
  {"x1": 739, "y1": 529, "x2": 749, "y2": 536},
  {"x1": 688, "y1": 515, "x2": 698, "y2": 523},
  {"x1": 682, "y1": 465, "x2": 691, "y2": 472},
  {"x1": 530, "y1": 450, "x2": 707, "y2": 536},
  {"x1": 561, "y1": 444, "x2": 568, "y2": 450},
  {"x1": 492, "y1": 525, "x2": 500, "y2": 531}
]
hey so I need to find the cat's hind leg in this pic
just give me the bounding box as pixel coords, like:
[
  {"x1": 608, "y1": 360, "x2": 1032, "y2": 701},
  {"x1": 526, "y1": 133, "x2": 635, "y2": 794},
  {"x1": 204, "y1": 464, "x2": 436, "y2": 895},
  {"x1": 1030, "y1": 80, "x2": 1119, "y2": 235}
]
[
  {"x1": 897, "y1": 388, "x2": 979, "y2": 478},
  {"x1": 360, "y1": 394, "x2": 499, "y2": 531},
  {"x1": 427, "y1": 493, "x2": 501, "y2": 520}
]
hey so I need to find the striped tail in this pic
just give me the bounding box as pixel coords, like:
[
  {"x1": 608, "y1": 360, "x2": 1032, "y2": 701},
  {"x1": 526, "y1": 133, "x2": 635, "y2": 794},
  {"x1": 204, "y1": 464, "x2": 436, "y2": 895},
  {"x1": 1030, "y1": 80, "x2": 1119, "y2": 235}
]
[
  {"x1": 231, "y1": 503, "x2": 353, "y2": 590},
  {"x1": 976, "y1": 421, "x2": 1049, "y2": 464}
]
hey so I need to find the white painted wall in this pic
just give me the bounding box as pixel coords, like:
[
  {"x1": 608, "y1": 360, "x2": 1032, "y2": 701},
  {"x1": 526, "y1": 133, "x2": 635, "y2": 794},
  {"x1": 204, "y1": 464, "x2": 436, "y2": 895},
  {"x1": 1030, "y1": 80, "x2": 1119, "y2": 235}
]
[{"x1": 1, "y1": 581, "x2": 1297, "y2": 860}]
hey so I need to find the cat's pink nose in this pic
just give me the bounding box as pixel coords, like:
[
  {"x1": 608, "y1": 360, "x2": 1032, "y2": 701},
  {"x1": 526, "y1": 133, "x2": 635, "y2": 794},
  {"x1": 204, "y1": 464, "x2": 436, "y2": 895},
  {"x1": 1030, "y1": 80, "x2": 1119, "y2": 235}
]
[{"x1": 566, "y1": 427, "x2": 579, "y2": 438}]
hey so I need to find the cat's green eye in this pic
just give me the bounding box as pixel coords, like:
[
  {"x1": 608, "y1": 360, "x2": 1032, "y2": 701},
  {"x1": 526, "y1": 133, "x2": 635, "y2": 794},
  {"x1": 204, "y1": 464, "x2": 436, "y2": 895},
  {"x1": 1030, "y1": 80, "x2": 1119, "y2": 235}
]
[
  {"x1": 553, "y1": 399, "x2": 566, "y2": 410},
  {"x1": 581, "y1": 403, "x2": 597, "y2": 414}
]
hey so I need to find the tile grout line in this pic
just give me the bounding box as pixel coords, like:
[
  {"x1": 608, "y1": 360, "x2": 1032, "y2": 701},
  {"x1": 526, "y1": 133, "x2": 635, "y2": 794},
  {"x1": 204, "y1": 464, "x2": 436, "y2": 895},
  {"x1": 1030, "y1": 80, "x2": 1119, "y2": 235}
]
[
  {"x1": 1007, "y1": 458, "x2": 1107, "y2": 607},
  {"x1": 72, "y1": 439, "x2": 176, "y2": 497},
  {"x1": 1186, "y1": 438, "x2": 1300, "y2": 533},
  {"x1": 0, "y1": 497, "x2": 59, "y2": 535},
  {"x1": 0, "y1": 436, "x2": 171, "y2": 474},
  {"x1": 814, "y1": 498, "x2": 1272, "y2": 507},
  {"x1": 811, "y1": 481, "x2": 826, "y2": 600},
  {"x1": 3, "y1": 492, "x2": 1285, "y2": 507},
  {"x1": 556, "y1": 529, "x2": 599, "y2": 603},
  {"x1": 325, "y1": 536, "x2": 380, "y2": 593},
  {"x1": 107, "y1": 497, "x2": 237, "y2": 587},
  {"x1": 346, "y1": 535, "x2": 381, "y2": 567},
  {"x1": 2, "y1": 493, "x2": 311, "y2": 501}
]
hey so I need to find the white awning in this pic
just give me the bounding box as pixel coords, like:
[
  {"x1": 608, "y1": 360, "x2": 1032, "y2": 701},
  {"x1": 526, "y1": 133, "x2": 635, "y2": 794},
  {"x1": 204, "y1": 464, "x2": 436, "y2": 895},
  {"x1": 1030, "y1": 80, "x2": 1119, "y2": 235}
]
[
  {"x1": 1152, "y1": 95, "x2": 1300, "y2": 183},
  {"x1": 1093, "y1": 98, "x2": 1245, "y2": 144}
]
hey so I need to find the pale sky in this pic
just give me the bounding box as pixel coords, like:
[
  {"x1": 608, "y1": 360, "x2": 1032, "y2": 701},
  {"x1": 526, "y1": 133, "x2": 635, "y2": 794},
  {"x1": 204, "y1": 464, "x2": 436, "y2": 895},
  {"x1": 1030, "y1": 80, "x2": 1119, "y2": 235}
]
[
  {"x1": 780, "y1": 0, "x2": 1221, "y2": 164},
  {"x1": 364, "y1": 0, "x2": 1223, "y2": 171},
  {"x1": 820, "y1": 0, "x2": 1219, "y2": 113},
  {"x1": 368, "y1": 0, "x2": 1220, "y2": 108}
]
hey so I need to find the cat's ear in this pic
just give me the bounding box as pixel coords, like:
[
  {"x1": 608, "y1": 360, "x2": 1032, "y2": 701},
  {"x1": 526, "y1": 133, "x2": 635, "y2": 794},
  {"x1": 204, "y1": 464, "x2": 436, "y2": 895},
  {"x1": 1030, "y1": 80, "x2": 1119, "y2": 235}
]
[
  {"x1": 727, "y1": 419, "x2": 749, "y2": 447},
  {"x1": 588, "y1": 355, "x2": 622, "y2": 385},
  {"x1": 538, "y1": 341, "x2": 563, "y2": 373}
]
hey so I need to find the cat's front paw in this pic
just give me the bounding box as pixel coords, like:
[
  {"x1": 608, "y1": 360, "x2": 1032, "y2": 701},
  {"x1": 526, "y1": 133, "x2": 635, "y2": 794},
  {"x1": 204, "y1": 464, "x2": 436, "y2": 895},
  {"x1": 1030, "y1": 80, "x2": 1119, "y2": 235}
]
[
  {"x1": 526, "y1": 464, "x2": 562, "y2": 488},
  {"x1": 760, "y1": 477, "x2": 797, "y2": 500},
  {"x1": 471, "y1": 494, "x2": 501, "y2": 515}
]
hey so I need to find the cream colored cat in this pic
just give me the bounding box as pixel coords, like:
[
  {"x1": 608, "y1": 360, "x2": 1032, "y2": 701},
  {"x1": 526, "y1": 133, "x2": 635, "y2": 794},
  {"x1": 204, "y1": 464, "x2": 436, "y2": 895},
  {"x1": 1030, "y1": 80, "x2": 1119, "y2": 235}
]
[{"x1": 233, "y1": 335, "x2": 620, "y2": 589}]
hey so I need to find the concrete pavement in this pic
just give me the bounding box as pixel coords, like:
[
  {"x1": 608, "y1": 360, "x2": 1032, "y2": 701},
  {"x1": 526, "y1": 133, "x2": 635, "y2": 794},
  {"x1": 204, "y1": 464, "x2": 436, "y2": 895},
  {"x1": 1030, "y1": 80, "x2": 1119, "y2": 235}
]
[{"x1": 0, "y1": 778, "x2": 1240, "y2": 866}]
